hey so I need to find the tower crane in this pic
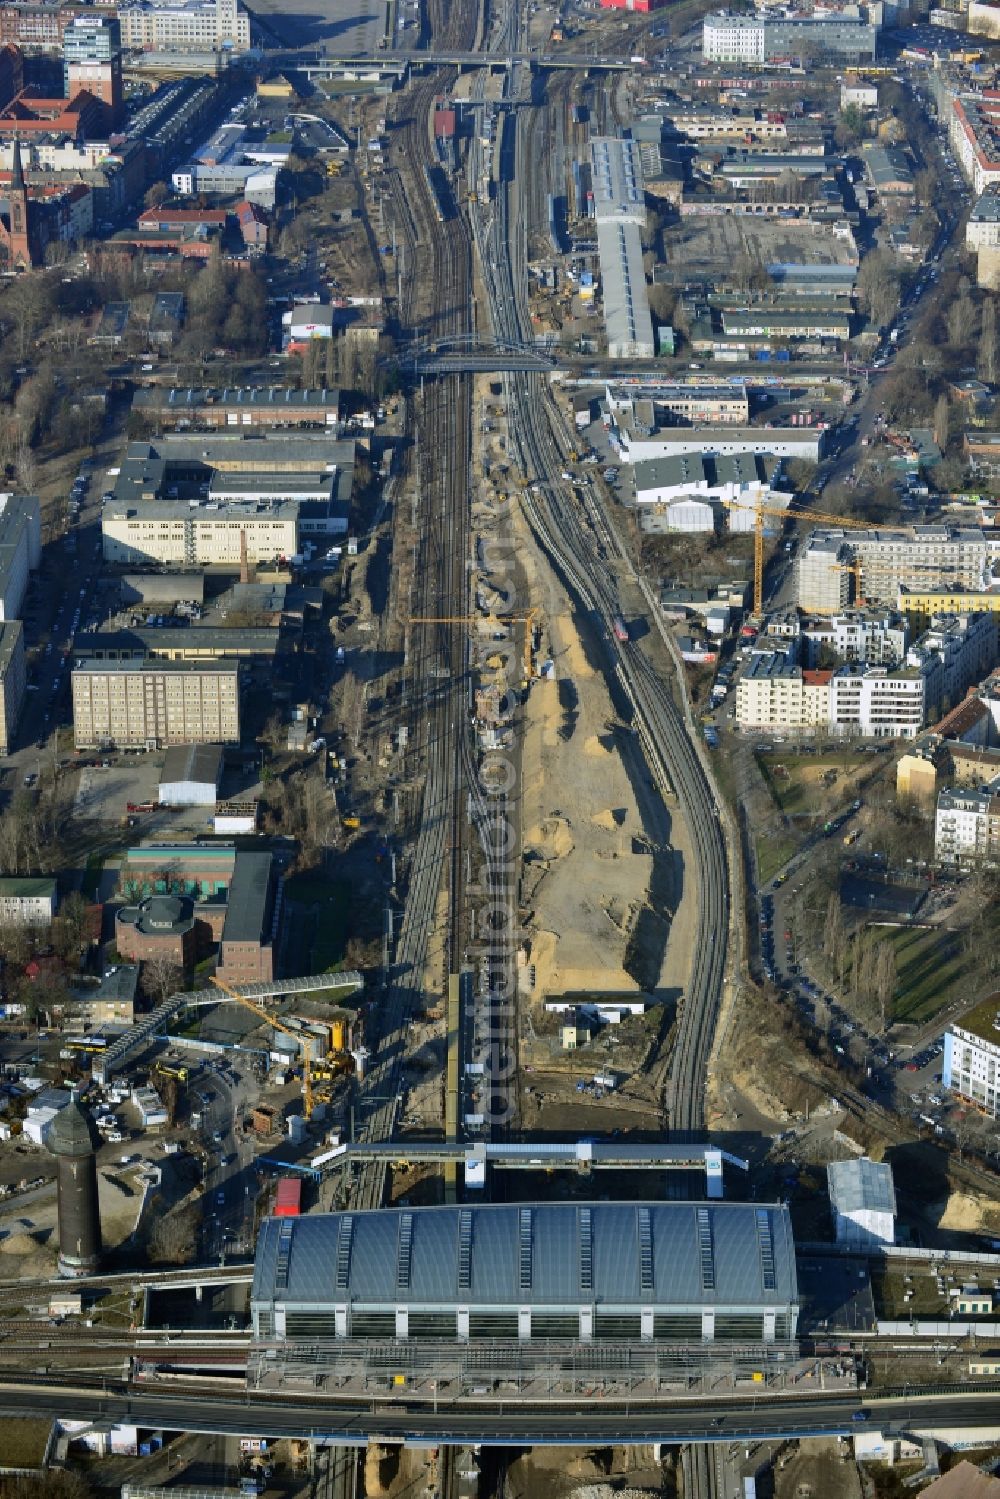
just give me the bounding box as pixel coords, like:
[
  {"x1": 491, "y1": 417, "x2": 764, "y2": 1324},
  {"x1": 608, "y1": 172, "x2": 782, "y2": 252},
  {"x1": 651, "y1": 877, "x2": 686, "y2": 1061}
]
[
  {"x1": 210, "y1": 975, "x2": 314, "y2": 1119},
  {"x1": 720, "y1": 497, "x2": 877, "y2": 615},
  {"x1": 408, "y1": 609, "x2": 539, "y2": 682}
]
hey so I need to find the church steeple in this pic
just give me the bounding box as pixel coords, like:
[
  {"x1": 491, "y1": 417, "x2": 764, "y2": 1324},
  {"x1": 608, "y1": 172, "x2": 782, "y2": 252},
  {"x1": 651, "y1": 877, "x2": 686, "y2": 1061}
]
[{"x1": 10, "y1": 136, "x2": 24, "y2": 193}]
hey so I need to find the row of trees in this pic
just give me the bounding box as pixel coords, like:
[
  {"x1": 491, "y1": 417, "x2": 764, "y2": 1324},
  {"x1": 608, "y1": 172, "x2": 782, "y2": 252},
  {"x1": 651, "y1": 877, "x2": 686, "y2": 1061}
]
[{"x1": 822, "y1": 894, "x2": 897, "y2": 1033}]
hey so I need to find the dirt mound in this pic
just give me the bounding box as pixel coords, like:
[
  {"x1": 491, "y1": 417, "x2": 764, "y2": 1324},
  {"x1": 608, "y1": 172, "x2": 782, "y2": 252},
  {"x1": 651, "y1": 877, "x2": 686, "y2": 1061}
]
[
  {"x1": 0, "y1": 1231, "x2": 41, "y2": 1255},
  {"x1": 591, "y1": 808, "x2": 627, "y2": 832},
  {"x1": 935, "y1": 1189, "x2": 1000, "y2": 1235},
  {"x1": 525, "y1": 817, "x2": 573, "y2": 860},
  {"x1": 583, "y1": 734, "x2": 614, "y2": 757}
]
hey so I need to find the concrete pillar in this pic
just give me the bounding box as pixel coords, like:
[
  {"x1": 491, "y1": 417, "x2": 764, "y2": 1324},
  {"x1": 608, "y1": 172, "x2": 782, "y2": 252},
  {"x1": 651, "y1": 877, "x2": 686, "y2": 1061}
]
[
  {"x1": 518, "y1": 1306, "x2": 531, "y2": 1340},
  {"x1": 701, "y1": 1309, "x2": 715, "y2": 1342},
  {"x1": 763, "y1": 1309, "x2": 776, "y2": 1343},
  {"x1": 640, "y1": 1307, "x2": 654, "y2": 1342},
  {"x1": 457, "y1": 1307, "x2": 470, "y2": 1340},
  {"x1": 704, "y1": 1149, "x2": 724, "y2": 1199},
  {"x1": 335, "y1": 1305, "x2": 348, "y2": 1338},
  {"x1": 395, "y1": 1307, "x2": 408, "y2": 1339},
  {"x1": 195, "y1": 1284, "x2": 203, "y2": 1303},
  {"x1": 579, "y1": 1307, "x2": 593, "y2": 1342}
]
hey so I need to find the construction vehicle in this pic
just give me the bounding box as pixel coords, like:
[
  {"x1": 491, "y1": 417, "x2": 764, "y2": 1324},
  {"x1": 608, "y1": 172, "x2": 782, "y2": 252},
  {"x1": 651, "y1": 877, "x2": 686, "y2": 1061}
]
[
  {"x1": 719, "y1": 496, "x2": 877, "y2": 615},
  {"x1": 153, "y1": 1062, "x2": 188, "y2": 1083},
  {"x1": 409, "y1": 608, "x2": 538, "y2": 684},
  {"x1": 210, "y1": 975, "x2": 316, "y2": 1119}
]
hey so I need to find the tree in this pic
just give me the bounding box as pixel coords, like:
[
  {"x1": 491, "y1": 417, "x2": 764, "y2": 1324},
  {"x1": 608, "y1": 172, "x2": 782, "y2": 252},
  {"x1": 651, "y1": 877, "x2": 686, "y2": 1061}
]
[
  {"x1": 934, "y1": 393, "x2": 950, "y2": 451},
  {"x1": 979, "y1": 296, "x2": 999, "y2": 384},
  {"x1": 53, "y1": 891, "x2": 93, "y2": 963},
  {"x1": 148, "y1": 1200, "x2": 199, "y2": 1264},
  {"x1": 857, "y1": 250, "x2": 902, "y2": 331},
  {"x1": 141, "y1": 953, "x2": 184, "y2": 1007},
  {"x1": 823, "y1": 892, "x2": 846, "y2": 983},
  {"x1": 947, "y1": 293, "x2": 977, "y2": 350},
  {"x1": 875, "y1": 942, "x2": 896, "y2": 1034},
  {"x1": 143, "y1": 181, "x2": 170, "y2": 210}
]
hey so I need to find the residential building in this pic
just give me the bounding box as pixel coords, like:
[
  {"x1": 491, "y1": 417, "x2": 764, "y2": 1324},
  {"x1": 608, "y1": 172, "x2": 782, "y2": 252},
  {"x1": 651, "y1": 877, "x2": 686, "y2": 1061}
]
[
  {"x1": 702, "y1": 11, "x2": 877, "y2": 64},
  {"x1": 935, "y1": 785, "x2": 1000, "y2": 865},
  {"x1": 0, "y1": 618, "x2": 25, "y2": 752},
  {"x1": 736, "y1": 650, "x2": 931, "y2": 738},
  {"x1": 0, "y1": 875, "x2": 56, "y2": 924},
  {"x1": 964, "y1": 430, "x2": 1000, "y2": 476},
  {"x1": 0, "y1": 492, "x2": 40, "y2": 620},
  {"x1": 67, "y1": 965, "x2": 139, "y2": 1027},
  {"x1": 896, "y1": 737, "x2": 950, "y2": 804},
  {"x1": 949, "y1": 96, "x2": 1000, "y2": 197},
  {"x1": 943, "y1": 996, "x2": 1000, "y2": 1116},
  {"x1": 799, "y1": 528, "x2": 1000, "y2": 612},
  {"x1": 968, "y1": 0, "x2": 1000, "y2": 39},
  {"x1": 826, "y1": 1158, "x2": 896, "y2": 1249},
  {"x1": 736, "y1": 653, "x2": 832, "y2": 731},
  {"x1": 71, "y1": 659, "x2": 240, "y2": 749},
  {"x1": 118, "y1": 0, "x2": 251, "y2": 53},
  {"x1": 967, "y1": 190, "x2": 1000, "y2": 250},
  {"x1": 899, "y1": 586, "x2": 1000, "y2": 629},
  {"x1": 800, "y1": 610, "x2": 908, "y2": 668}
]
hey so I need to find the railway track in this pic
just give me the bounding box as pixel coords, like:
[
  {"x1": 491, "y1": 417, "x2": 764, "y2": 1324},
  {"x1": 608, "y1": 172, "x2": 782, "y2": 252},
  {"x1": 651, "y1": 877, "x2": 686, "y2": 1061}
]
[{"x1": 349, "y1": 0, "x2": 477, "y2": 1207}]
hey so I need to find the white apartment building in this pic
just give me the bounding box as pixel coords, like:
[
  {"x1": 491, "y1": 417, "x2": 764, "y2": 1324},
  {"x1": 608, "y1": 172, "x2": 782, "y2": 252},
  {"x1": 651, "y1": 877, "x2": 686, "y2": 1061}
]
[
  {"x1": 72, "y1": 660, "x2": 240, "y2": 749},
  {"x1": 0, "y1": 494, "x2": 41, "y2": 622},
  {"x1": 0, "y1": 878, "x2": 58, "y2": 926},
  {"x1": 703, "y1": 13, "x2": 766, "y2": 62},
  {"x1": 801, "y1": 611, "x2": 908, "y2": 667},
  {"x1": 949, "y1": 96, "x2": 1000, "y2": 198},
  {"x1": 967, "y1": 191, "x2": 1000, "y2": 250},
  {"x1": 799, "y1": 528, "x2": 1000, "y2": 611},
  {"x1": 0, "y1": 621, "x2": 25, "y2": 756},
  {"x1": 944, "y1": 1006, "x2": 1000, "y2": 1116},
  {"x1": 935, "y1": 785, "x2": 1000, "y2": 866},
  {"x1": 736, "y1": 654, "x2": 929, "y2": 737},
  {"x1": 119, "y1": 0, "x2": 251, "y2": 51},
  {"x1": 102, "y1": 500, "x2": 299, "y2": 568},
  {"x1": 614, "y1": 424, "x2": 824, "y2": 466}
]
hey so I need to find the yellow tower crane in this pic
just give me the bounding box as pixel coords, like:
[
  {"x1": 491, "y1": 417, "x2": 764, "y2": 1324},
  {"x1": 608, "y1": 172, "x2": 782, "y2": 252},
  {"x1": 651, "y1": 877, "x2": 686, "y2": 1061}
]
[
  {"x1": 721, "y1": 497, "x2": 877, "y2": 616},
  {"x1": 210, "y1": 975, "x2": 314, "y2": 1119},
  {"x1": 408, "y1": 609, "x2": 539, "y2": 683}
]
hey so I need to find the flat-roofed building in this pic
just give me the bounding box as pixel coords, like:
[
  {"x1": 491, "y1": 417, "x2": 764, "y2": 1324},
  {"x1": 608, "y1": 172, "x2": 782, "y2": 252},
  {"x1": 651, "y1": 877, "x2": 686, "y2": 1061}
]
[
  {"x1": 0, "y1": 875, "x2": 57, "y2": 924},
  {"x1": 118, "y1": 0, "x2": 251, "y2": 52},
  {"x1": 827, "y1": 1157, "x2": 896, "y2": 1248},
  {"x1": 102, "y1": 499, "x2": 299, "y2": 568},
  {"x1": 0, "y1": 493, "x2": 40, "y2": 621},
  {"x1": 935, "y1": 785, "x2": 1000, "y2": 866},
  {"x1": 71, "y1": 658, "x2": 239, "y2": 749},
  {"x1": 132, "y1": 386, "x2": 341, "y2": 431},
  {"x1": 944, "y1": 993, "x2": 1000, "y2": 1116},
  {"x1": 0, "y1": 618, "x2": 25, "y2": 752}
]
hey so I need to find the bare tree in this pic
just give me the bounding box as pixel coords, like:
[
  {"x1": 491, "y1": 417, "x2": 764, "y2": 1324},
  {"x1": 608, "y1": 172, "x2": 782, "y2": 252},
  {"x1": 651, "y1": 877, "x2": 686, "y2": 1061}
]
[{"x1": 141, "y1": 953, "x2": 184, "y2": 1007}]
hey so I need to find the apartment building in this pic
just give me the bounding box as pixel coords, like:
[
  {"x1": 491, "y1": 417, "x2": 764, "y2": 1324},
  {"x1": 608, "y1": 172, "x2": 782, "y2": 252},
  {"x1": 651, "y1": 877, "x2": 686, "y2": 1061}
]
[
  {"x1": 0, "y1": 493, "x2": 40, "y2": 621},
  {"x1": 102, "y1": 499, "x2": 299, "y2": 568},
  {"x1": 71, "y1": 659, "x2": 240, "y2": 749},
  {"x1": 798, "y1": 528, "x2": 1000, "y2": 611},
  {"x1": 899, "y1": 585, "x2": 1000, "y2": 630},
  {"x1": 736, "y1": 651, "x2": 929, "y2": 737},
  {"x1": 0, "y1": 619, "x2": 24, "y2": 753},
  {"x1": 907, "y1": 613, "x2": 998, "y2": 712},
  {"x1": 702, "y1": 11, "x2": 877, "y2": 64},
  {"x1": 944, "y1": 1000, "x2": 1000, "y2": 1116},
  {"x1": 0, "y1": 876, "x2": 56, "y2": 925},
  {"x1": 736, "y1": 654, "x2": 832, "y2": 730},
  {"x1": 118, "y1": 0, "x2": 251, "y2": 52},
  {"x1": 801, "y1": 610, "x2": 908, "y2": 667},
  {"x1": 949, "y1": 95, "x2": 1000, "y2": 197},
  {"x1": 967, "y1": 190, "x2": 1000, "y2": 249},
  {"x1": 936, "y1": 786, "x2": 1000, "y2": 866}
]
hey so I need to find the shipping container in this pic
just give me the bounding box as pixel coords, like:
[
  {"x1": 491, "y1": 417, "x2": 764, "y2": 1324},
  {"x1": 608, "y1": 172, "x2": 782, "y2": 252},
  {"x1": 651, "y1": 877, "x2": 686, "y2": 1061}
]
[{"x1": 274, "y1": 1176, "x2": 302, "y2": 1217}]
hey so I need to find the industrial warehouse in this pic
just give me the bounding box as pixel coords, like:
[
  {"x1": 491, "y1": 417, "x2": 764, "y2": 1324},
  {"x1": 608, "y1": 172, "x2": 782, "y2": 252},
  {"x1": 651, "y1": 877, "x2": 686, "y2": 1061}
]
[{"x1": 247, "y1": 1202, "x2": 800, "y2": 1395}]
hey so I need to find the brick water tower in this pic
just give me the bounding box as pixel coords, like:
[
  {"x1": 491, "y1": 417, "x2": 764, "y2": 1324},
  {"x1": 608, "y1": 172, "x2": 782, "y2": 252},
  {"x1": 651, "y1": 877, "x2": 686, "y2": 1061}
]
[{"x1": 47, "y1": 1090, "x2": 102, "y2": 1277}]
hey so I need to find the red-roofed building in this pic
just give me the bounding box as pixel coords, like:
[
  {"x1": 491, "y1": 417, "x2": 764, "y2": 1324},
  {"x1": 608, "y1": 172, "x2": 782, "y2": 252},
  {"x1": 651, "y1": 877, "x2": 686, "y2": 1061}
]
[
  {"x1": 0, "y1": 86, "x2": 106, "y2": 140},
  {"x1": 137, "y1": 205, "x2": 227, "y2": 233}
]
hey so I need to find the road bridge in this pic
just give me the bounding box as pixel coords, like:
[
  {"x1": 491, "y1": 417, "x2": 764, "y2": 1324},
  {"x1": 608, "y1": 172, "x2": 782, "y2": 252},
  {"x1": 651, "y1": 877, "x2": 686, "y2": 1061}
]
[
  {"x1": 293, "y1": 49, "x2": 633, "y2": 75},
  {"x1": 0, "y1": 1379, "x2": 997, "y2": 1446},
  {"x1": 404, "y1": 334, "x2": 557, "y2": 374}
]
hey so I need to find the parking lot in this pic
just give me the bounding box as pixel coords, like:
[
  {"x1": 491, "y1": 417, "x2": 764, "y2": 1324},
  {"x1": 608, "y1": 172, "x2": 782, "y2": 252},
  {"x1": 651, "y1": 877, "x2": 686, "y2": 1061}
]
[{"x1": 75, "y1": 760, "x2": 213, "y2": 835}]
